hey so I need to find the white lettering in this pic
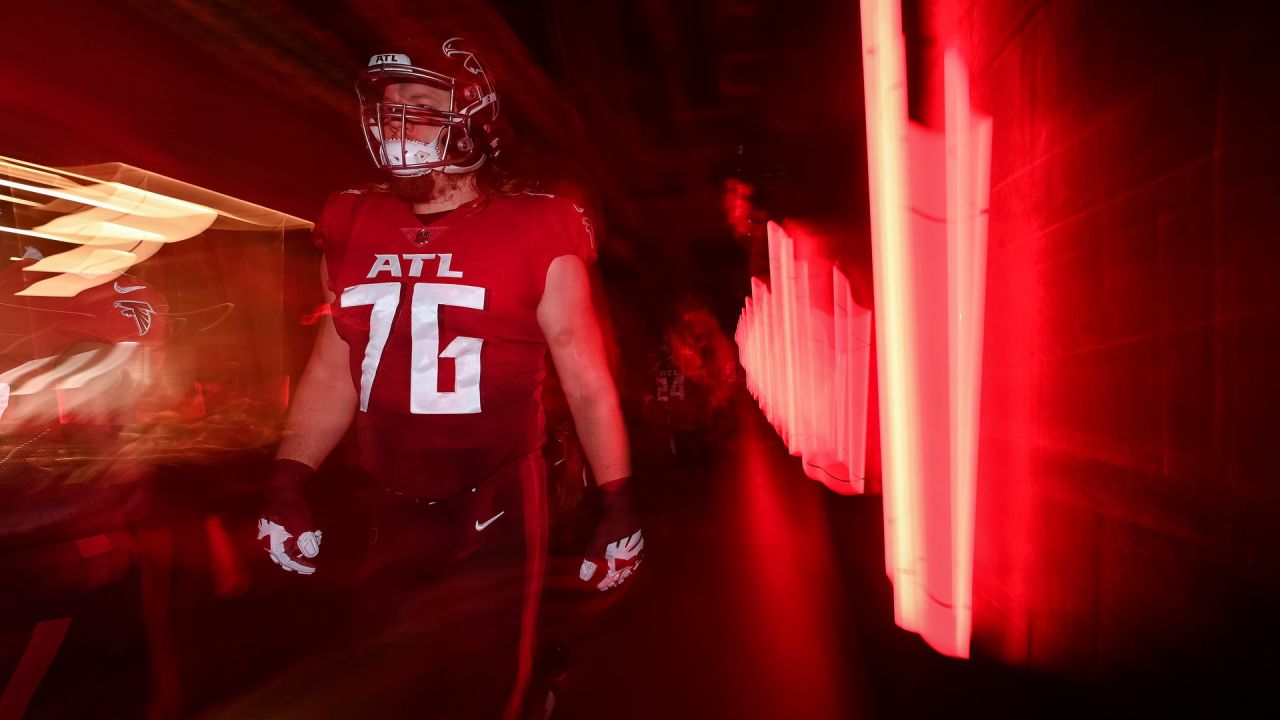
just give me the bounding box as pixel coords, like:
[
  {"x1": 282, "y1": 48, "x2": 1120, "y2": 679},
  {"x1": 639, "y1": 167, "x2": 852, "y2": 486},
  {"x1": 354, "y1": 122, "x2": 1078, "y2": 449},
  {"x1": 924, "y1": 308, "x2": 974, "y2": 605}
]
[
  {"x1": 367, "y1": 253, "x2": 463, "y2": 280},
  {"x1": 403, "y1": 253, "x2": 436, "y2": 278},
  {"x1": 436, "y1": 253, "x2": 464, "y2": 278},
  {"x1": 409, "y1": 283, "x2": 486, "y2": 414},
  {"x1": 367, "y1": 254, "x2": 402, "y2": 278},
  {"x1": 340, "y1": 283, "x2": 400, "y2": 410}
]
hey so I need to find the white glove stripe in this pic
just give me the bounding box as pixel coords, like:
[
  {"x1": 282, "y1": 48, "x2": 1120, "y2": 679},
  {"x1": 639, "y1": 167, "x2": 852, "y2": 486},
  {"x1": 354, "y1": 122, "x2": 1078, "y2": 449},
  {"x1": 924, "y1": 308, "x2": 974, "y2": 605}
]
[{"x1": 588, "y1": 529, "x2": 645, "y2": 590}]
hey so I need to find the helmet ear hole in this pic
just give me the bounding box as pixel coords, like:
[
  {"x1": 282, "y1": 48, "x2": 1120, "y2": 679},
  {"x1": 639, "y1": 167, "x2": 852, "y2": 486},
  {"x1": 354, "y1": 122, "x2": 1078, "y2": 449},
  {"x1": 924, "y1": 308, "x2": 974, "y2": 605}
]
[{"x1": 456, "y1": 138, "x2": 474, "y2": 152}]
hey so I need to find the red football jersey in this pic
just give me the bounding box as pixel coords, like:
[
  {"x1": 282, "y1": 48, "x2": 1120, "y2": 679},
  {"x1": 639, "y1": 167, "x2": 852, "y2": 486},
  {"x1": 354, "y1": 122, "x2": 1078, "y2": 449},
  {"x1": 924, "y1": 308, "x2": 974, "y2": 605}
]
[
  {"x1": 0, "y1": 259, "x2": 167, "y2": 374},
  {"x1": 315, "y1": 189, "x2": 596, "y2": 498}
]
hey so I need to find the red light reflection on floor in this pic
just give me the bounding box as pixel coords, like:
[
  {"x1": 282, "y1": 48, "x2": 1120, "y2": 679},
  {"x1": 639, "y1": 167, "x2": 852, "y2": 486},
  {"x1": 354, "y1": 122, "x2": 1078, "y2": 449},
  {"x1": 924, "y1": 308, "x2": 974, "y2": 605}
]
[{"x1": 726, "y1": 396, "x2": 866, "y2": 718}]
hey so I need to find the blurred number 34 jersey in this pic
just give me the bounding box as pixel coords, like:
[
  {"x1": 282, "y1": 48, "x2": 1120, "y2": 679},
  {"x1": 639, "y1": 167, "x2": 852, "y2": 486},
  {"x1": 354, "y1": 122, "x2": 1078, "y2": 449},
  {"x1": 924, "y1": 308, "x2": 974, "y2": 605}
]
[{"x1": 314, "y1": 190, "x2": 596, "y2": 499}]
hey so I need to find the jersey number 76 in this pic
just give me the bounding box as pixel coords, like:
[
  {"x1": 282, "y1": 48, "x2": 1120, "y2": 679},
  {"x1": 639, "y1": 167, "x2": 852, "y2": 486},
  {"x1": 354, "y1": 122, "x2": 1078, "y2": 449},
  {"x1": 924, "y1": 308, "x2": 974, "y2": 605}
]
[{"x1": 341, "y1": 282, "x2": 485, "y2": 414}]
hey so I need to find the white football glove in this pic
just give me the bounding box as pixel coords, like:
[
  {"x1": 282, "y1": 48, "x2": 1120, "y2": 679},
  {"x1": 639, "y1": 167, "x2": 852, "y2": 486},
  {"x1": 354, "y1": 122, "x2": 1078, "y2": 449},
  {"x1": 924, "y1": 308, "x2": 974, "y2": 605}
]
[
  {"x1": 579, "y1": 529, "x2": 644, "y2": 591},
  {"x1": 259, "y1": 459, "x2": 321, "y2": 575},
  {"x1": 579, "y1": 477, "x2": 644, "y2": 592},
  {"x1": 257, "y1": 518, "x2": 322, "y2": 575}
]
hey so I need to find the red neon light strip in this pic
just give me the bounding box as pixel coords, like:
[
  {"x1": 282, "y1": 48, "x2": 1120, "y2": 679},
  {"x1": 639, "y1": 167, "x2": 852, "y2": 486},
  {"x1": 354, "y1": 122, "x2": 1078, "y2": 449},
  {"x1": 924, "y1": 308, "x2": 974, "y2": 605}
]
[
  {"x1": 834, "y1": 266, "x2": 871, "y2": 493},
  {"x1": 859, "y1": 0, "x2": 922, "y2": 629},
  {"x1": 736, "y1": 223, "x2": 871, "y2": 494},
  {"x1": 945, "y1": 48, "x2": 993, "y2": 655},
  {"x1": 859, "y1": 0, "x2": 991, "y2": 658}
]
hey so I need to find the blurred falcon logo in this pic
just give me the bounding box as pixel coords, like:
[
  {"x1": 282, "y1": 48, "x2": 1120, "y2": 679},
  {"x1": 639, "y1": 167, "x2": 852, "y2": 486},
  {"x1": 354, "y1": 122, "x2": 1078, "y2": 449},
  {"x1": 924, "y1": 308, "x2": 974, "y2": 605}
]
[{"x1": 113, "y1": 300, "x2": 157, "y2": 336}]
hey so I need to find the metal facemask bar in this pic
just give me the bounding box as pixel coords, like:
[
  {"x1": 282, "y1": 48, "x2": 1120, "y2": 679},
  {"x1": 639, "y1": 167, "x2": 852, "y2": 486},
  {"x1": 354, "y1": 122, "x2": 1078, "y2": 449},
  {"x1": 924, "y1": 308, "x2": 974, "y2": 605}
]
[
  {"x1": 358, "y1": 61, "x2": 485, "y2": 175},
  {"x1": 361, "y1": 92, "x2": 462, "y2": 173},
  {"x1": 367, "y1": 100, "x2": 457, "y2": 173}
]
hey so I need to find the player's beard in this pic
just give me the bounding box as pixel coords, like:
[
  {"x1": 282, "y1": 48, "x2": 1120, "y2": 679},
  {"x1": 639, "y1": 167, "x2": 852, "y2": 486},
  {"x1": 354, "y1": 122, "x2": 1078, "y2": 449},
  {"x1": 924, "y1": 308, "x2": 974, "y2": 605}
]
[{"x1": 389, "y1": 172, "x2": 450, "y2": 204}]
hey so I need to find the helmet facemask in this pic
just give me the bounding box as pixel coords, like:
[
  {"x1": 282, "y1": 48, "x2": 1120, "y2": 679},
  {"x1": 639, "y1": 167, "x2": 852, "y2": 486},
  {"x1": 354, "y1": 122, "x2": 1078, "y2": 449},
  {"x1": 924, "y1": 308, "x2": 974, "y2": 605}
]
[
  {"x1": 356, "y1": 41, "x2": 499, "y2": 177},
  {"x1": 365, "y1": 97, "x2": 459, "y2": 177}
]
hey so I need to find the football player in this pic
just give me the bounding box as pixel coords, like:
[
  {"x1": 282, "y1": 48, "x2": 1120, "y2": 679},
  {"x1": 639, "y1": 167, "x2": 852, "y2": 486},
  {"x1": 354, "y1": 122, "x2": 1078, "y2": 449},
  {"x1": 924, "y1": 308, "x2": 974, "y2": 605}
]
[{"x1": 257, "y1": 33, "x2": 642, "y2": 718}]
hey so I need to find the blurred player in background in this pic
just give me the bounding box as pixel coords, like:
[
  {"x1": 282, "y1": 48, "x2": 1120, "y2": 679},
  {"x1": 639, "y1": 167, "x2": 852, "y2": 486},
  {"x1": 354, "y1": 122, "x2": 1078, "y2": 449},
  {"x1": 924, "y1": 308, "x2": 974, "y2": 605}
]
[{"x1": 0, "y1": 246, "x2": 169, "y2": 716}]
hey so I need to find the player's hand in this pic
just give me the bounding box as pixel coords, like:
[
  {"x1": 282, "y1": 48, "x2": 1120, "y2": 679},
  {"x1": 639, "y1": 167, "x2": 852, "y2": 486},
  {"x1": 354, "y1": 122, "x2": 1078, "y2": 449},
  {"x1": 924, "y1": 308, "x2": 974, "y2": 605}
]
[
  {"x1": 579, "y1": 476, "x2": 644, "y2": 591},
  {"x1": 258, "y1": 459, "x2": 322, "y2": 575}
]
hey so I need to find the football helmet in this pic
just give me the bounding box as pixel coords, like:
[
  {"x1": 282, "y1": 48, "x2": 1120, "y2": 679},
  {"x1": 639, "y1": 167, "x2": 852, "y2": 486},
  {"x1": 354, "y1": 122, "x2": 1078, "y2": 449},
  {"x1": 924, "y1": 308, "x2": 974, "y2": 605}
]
[{"x1": 356, "y1": 36, "x2": 500, "y2": 176}]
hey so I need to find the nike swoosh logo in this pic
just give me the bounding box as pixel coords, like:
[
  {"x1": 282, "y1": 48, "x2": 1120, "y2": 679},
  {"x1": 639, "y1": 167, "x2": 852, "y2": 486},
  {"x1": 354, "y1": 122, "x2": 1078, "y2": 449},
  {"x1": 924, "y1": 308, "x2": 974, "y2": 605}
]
[
  {"x1": 114, "y1": 281, "x2": 146, "y2": 294},
  {"x1": 475, "y1": 511, "x2": 505, "y2": 532}
]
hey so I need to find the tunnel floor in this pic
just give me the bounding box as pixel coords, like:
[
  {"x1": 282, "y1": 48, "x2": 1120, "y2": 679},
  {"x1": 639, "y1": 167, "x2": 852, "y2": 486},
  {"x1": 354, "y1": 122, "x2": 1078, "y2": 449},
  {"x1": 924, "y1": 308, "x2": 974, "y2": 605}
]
[{"x1": 5, "y1": 391, "x2": 1238, "y2": 719}]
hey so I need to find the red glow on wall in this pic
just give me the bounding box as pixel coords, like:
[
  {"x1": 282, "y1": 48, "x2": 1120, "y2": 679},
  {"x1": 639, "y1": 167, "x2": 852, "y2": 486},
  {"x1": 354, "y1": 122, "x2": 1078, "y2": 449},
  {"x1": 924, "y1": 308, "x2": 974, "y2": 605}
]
[
  {"x1": 723, "y1": 178, "x2": 756, "y2": 239},
  {"x1": 736, "y1": 222, "x2": 872, "y2": 495},
  {"x1": 860, "y1": 0, "x2": 992, "y2": 657}
]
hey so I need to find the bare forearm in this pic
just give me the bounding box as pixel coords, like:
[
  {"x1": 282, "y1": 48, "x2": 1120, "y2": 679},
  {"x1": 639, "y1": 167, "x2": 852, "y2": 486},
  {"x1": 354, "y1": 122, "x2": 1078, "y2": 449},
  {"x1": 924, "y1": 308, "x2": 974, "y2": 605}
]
[
  {"x1": 565, "y1": 385, "x2": 631, "y2": 486},
  {"x1": 538, "y1": 254, "x2": 631, "y2": 484},
  {"x1": 276, "y1": 352, "x2": 356, "y2": 470}
]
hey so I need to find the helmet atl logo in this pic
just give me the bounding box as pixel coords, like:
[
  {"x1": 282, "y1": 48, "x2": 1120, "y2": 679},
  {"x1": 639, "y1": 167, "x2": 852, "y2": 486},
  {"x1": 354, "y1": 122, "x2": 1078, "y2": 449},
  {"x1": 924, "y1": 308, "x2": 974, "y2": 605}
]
[
  {"x1": 370, "y1": 53, "x2": 410, "y2": 66},
  {"x1": 114, "y1": 300, "x2": 156, "y2": 336}
]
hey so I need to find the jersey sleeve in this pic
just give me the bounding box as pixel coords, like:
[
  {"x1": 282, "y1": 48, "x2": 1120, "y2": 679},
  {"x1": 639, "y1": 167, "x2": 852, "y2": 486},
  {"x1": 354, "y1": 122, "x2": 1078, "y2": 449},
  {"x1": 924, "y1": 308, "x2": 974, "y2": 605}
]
[
  {"x1": 546, "y1": 196, "x2": 598, "y2": 265},
  {"x1": 533, "y1": 197, "x2": 598, "y2": 301},
  {"x1": 313, "y1": 190, "x2": 366, "y2": 300},
  {"x1": 3, "y1": 272, "x2": 170, "y2": 362},
  {"x1": 312, "y1": 189, "x2": 365, "y2": 253},
  {"x1": 312, "y1": 192, "x2": 340, "y2": 252}
]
